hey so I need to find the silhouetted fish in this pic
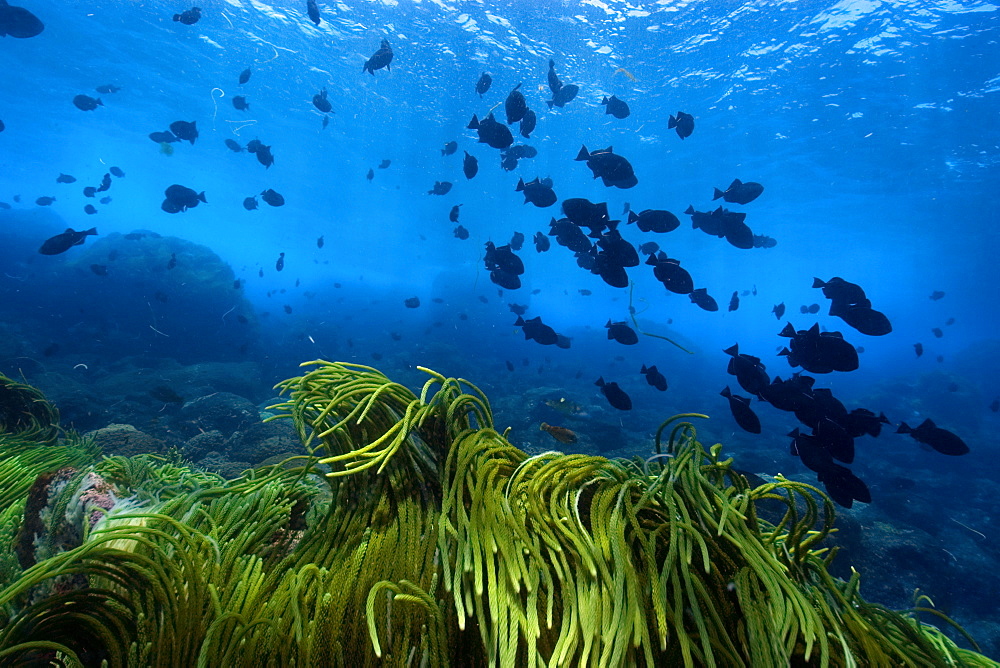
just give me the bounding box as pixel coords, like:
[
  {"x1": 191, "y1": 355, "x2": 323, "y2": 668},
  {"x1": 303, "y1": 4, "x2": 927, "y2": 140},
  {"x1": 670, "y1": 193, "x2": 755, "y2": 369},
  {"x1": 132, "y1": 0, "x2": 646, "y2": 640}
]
[
  {"x1": 363, "y1": 39, "x2": 393, "y2": 75},
  {"x1": 39, "y1": 227, "x2": 96, "y2": 255},
  {"x1": 243, "y1": 196, "x2": 258, "y2": 210},
  {"x1": 515, "y1": 315, "x2": 558, "y2": 345},
  {"x1": 232, "y1": 95, "x2": 250, "y2": 111},
  {"x1": 169, "y1": 120, "x2": 198, "y2": 144},
  {"x1": 606, "y1": 320, "x2": 638, "y2": 345},
  {"x1": 575, "y1": 145, "x2": 637, "y2": 189},
  {"x1": 261, "y1": 189, "x2": 284, "y2": 206},
  {"x1": 441, "y1": 141, "x2": 458, "y2": 156},
  {"x1": 689, "y1": 288, "x2": 718, "y2": 311},
  {"x1": 306, "y1": 0, "x2": 320, "y2": 25},
  {"x1": 428, "y1": 181, "x2": 452, "y2": 195},
  {"x1": 0, "y1": 2, "x2": 45, "y2": 38},
  {"x1": 668, "y1": 111, "x2": 694, "y2": 139},
  {"x1": 225, "y1": 139, "x2": 243, "y2": 153},
  {"x1": 600, "y1": 95, "x2": 630, "y2": 119},
  {"x1": 454, "y1": 225, "x2": 469, "y2": 240},
  {"x1": 239, "y1": 68, "x2": 251, "y2": 84},
  {"x1": 596, "y1": 377, "x2": 631, "y2": 410},
  {"x1": 713, "y1": 179, "x2": 763, "y2": 205},
  {"x1": 516, "y1": 177, "x2": 556, "y2": 207},
  {"x1": 533, "y1": 231, "x2": 550, "y2": 252},
  {"x1": 463, "y1": 151, "x2": 478, "y2": 179},
  {"x1": 468, "y1": 113, "x2": 514, "y2": 149},
  {"x1": 312, "y1": 88, "x2": 332, "y2": 113},
  {"x1": 173, "y1": 6, "x2": 201, "y2": 24},
  {"x1": 627, "y1": 209, "x2": 678, "y2": 233},
  {"x1": 56, "y1": 173, "x2": 76, "y2": 184},
  {"x1": 773, "y1": 303, "x2": 785, "y2": 319},
  {"x1": 721, "y1": 386, "x2": 761, "y2": 434},
  {"x1": 73, "y1": 95, "x2": 102, "y2": 111},
  {"x1": 475, "y1": 72, "x2": 492, "y2": 97},
  {"x1": 505, "y1": 84, "x2": 527, "y2": 124},
  {"x1": 161, "y1": 184, "x2": 205, "y2": 213},
  {"x1": 897, "y1": 419, "x2": 968, "y2": 456},
  {"x1": 520, "y1": 109, "x2": 536, "y2": 138},
  {"x1": 640, "y1": 364, "x2": 667, "y2": 391}
]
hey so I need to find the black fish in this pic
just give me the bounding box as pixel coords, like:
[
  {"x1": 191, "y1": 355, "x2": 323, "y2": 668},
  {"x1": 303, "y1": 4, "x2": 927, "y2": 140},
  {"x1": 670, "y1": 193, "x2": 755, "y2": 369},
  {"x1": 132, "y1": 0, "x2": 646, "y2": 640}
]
[
  {"x1": 813, "y1": 276, "x2": 866, "y2": 306},
  {"x1": 509, "y1": 231, "x2": 525, "y2": 251},
  {"x1": 169, "y1": 120, "x2": 198, "y2": 144},
  {"x1": 817, "y1": 464, "x2": 870, "y2": 509},
  {"x1": 83, "y1": 204, "x2": 97, "y2": 215},
  {"x1": 595, "y1": 377, "x2": 631, "y2": 410},
  {"x1": 363, "y1": 39, "x2": 393, "y2": 75},
  {"x1": 931, "y1": 327, "x2": 943, "y2": 338},
  {"x1": 275, "y1": 252, "x2": 284, "y2": 271},
  {"x1": 508, "y1": 303, "x2": 527, "y2": 316},
  {"x1": 575, "y1": 145, "x2": 637, "y2": 189},
  {"x1": 606, "y1": 320, "x2": 638, "y2": 345},
  {"x1": 668, "y1": 111, "x2": 694, "y2": 139},
  {"x1": 485, "y1": 241, "x2": 524, "y2": 276},
  {"x1": 914, "y1": 342, "x2": 923, "y2": 357},
  {"x1": 404, "y1": 296, "x2": 420, "y2": 308},
  {"x1": 830, "y1": 301, "x2": 892, "y2": 336},
  {"x1": 428, "y1": 181, "x2": 453, "y2": 195},
  {"x1": 94, "y1": 84, "x2": 119, "y2": 95},
  {"x1": 533, "y1": 231, "x2": 550, "y2": 252},
  {"x1": 261, "y1": 189, "x2": 284, "y2": 206},
  {"x1": 519, "y1": 109, "x2": 536, "y2": 138},
  {"x1": 162, "y1": 184, "x2": 205, "y2": 213},
  {"x1": 728, "y1": 291, "x2": 739, "y2": 312},
  {"x1": 546, "y1": 60, "x2": 579, "y2": 108},
  {"x1": 243, "y1": 196, "x2": 258, "y2": 211},
  {"x1": 167, "y1": 253, "x2": 177, "y2": 270},
  {"x1": 110, "y1": 166, "x2": 124, "y2": 178},
  {"x1": 929, "y1": 290, "x2": 945, "y2": 300},
  {"x1": 96, "y1": 173, "x2": 111, "y2": 192},
  {"x1": 645, "y1": 253, "x2": 694, "y2": 295},
  {"x1": 506, "y1": 145, "x2": 538, "y2": 161},
  {"x1": 247, "y1": 139, "x2": 262, "y2": 153},
  {"x1": 306, "y1": 0, "x2": 320, "y2": 25},
  {"x1": 467, "y1": 113, "x2": 513, "y2": 150},
  {"x1": 378, "y1": 159, "x2": 391, "y2": 169},
  {"x1": 453, "y1": 225, "x2": 469, "y2": 240},
  {"x1": 897, "y1": 419, "x2": 969, "y2": 456},
  {"x1": 255, "y1": 144, "x2": 274, "y2": 168},
  {"x1": 239, "y1": 68, "x2": 252, "y2": 84},
  {"x1": 73, "y1": 95, "x2": 103, "y2": 111},
  {"x1": 989, "y1": 398, "x2": 999, "y2": 413},
  {"x1": 317, "y1": 235, "x2": 324, "y2": 248},
  {"x1": 721, "y1": 386, "x2": 761, "y2": 434},
  {"x1": 173, "y1": 6, "x2": 201, "y2": 24},
  {"x1": 723, "y1": 344, "x2": 770, "y2": 396},
  {"x1": 504, "y1": 84, "x2": 527, "y2": 124},
  {"x1": 772, "y1": 303, "x2": 785, "y2": 319},
  {"x1": 753, "y1": 234, "x2": 777, "y2": 248},
  {"x1": 463, "y1": 151, "x2": 478, "y2": 179},
  {"x1": 56, "y1": 173, "x2": 76, "y2": 184},
  {"x1": 638, "y1": 241, "x2": 658, "y2": 255},
  {"x1": 713, "y1": 179, "x2": 763, "y2": 205},
  {"x1": 366, "y1": 168, "x2": 374, "y2": 182},
  {"x1": 283, "y1": 304, "x2": 292, "y2": 314},
  {"x1": 689, "y1": 288, "x2": 718, "y2": 312},
  {"x1": 627, "y1": 209, "x2": 679, "y2": 234},
  {"x1": 600, "y1": 95, "x2": 630, "y2": 119},
  {"x1": 90, "y1": 264, "x2": 107, "y2": 276},
  {"x1": 0, "y1": 2, "x2": 45, "y2": 38},
  {"x1": 232, "y1": 95, "x2": 250, "y2": 111},
  {"x1": 515, "y1": 315, "x2": 558, "y2": 345},
  {"x1": 149, "y1": 131, "x2": 178, "y2": 144},
  {"x1": 312, "y1": 88, "x2": 332, "y2": 113},
  {"x1": 778, "y1": 322, "x2": 859, "y2": 374},
  {"x1": 441, "y1": 141, "x2": 458, "y2": 156},
  {"x1": 516, "y1": 177, "x2": 557, "y2": 208},
  {"x1": 39, "y1": 227, "x2": 97, "y2": 255},
  {"x1": 475, "y1": 72, "x2": 492, "y2": 97},
  {"x1": 225, "y1": 138, "x2": 243, "y2": 153},
  {"x1": 640, "y1": 364, "x2": 667, "y2": 391},
  {"x1": 449, "y1": 205, "x2": 461, "y2": 222}
]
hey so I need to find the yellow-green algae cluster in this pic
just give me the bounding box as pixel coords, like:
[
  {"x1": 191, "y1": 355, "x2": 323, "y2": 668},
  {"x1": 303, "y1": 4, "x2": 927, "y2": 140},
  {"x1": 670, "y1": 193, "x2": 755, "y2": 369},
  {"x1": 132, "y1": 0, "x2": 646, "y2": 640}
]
[{"x1": 0, "y1": 363, "x2": 994, "y2": 667}]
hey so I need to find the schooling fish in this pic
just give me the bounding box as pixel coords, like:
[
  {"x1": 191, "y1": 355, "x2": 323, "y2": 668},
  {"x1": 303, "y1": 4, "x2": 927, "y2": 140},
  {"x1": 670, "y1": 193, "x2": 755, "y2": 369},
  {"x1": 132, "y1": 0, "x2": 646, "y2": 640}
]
[
  {"x1": 169, "y1": 120, "x2": 198, "y2": 144},
  {"x1": 515, "y1": 315, "x2": 558, "y2": 345},
  {"x1": 520, "y1": 108, "x2": 537, "y2": 138},
  {"x1": 449, "y1": 204, "x2": 461, "y2": 222},
  {"x1": 110, "y1": 166, "x2": 124, "y2": 178},
  {"x1": 606, "y1": 320, "x2": 638, "y2": 345},
  {"x1": 275, "y1": 252, "x2": 285, "y2": 271},
  {"x1": 149, "y1": 131, "x2": 178, "y2": 144},
  {"x1": 546, "y1": 60, "x2": 579, "y2": 108},
  {"x1": 575, "y1": 145, "x2": 637, "y2": 189},
  {"x1": 467, "y1": 113, "x2": 514, "y2": 150},
  {"x1": 627, "y1": 209, "x2": 679, "y2": 233},
  {"x1": 640, "y1": 364, "x2": 668, "y2": 391},
  {"x1": 504, "y1": 84, "x2": 527, "y2": 124},
  {"x1": 441, "y1": 141, "x2": 458, "y2": 156},
  {"x1": 595, "y1": 377, "x2": 631, "y2": 410},
  {"x1": 243, "y1": 196, "x2": 258, "y2": 210},
  {"x1": 723, "y1": 344, "x2": 770, "y2": 396},
  {"x1": 713, "y1": 179, "x2": 764, "y2": 205},
  {"x1": 261, "y1": 189, "x2": 285, "y2": 206},
  {"x1": 363, "y1": 39, "x2": 393, "y2": 75},
  {"x1": 173, "y1": 6, "x2": 201, "y2": 25},
  {"x1": 600, "y1": 95, "x2": 630, "y2": 119},
  {"x1": 645, "y1": 253, "x2": 694, "y2": 295},
  {"x1": 897, "y1": 419, "x2": 969, "y2": 456},
  {"x1": 533, "y1": 231, "x2": 550, "y2": 252},
  {"x1": 378, "y1": 159, "x2": 391, "y2": 169},
  {"x1": 72, "y1": 95, "x2": 103, "y2": 111},
  {"x1": 475, "y1": 72, "x2": 492, "y2": 97},
  {"x1": 721, "y1": 386, "x2": 761, "y2": 434},
  {"x1": 0, "y1": 1, "x2": 45, "y2": 38},
  {"x1": 509, "y1": 231, "x2": 525, "y2": 250},
  {"x1": 453, "y1": 225, "x2": 469, "y2": 240},
  {"x1": 689, "y1": 288, "x2": 718, "y2": 312},
  {"x1": 668, "y1": 111, "x2": 694, "y2": 139},
  {"x1": 56, "y1": 173, "x2": 76, "y2": 184},
  {"x1": 428, "y1": 181, "x2": 453, "y2": 195},
  {"x1": 39, "y1": 227, "x2": 97, "y2": 255},
  {"x1": 317, "y1": 235, "x2": 324, "y2": 248},
  {"x1": 232, "y1": 95, "x2": 250, "y2": 111},
  {"x1": 306, "y1": 0, "x2": 320, "y2": 25},
  {"x1": 772, "y1": 302, "x2": 785, "y2": 319},
  {"x1": 162, "y1": 184, "x2": 205, "y2": 213},
  {"x1": 312, "y1": 88, "x2": 332, "y2": 113},
  {"x1": 225, "y1": 138, "x2": 243, "y2": 153},
  {"x1": 238, "y1": 68, "x2": 252, "y2": 84},
  {"x1": 463, "y1": 151, "x2": 478, "y2": 179},
  {"x1": 540, "y1": 422, "x2": 578, "y2": 444},
  {"x1": 728, "y1": 291, "x2": 740, "y2": 312},
  {"x1": 516, "y1": 177, "x2": 556, "y2": 208}
]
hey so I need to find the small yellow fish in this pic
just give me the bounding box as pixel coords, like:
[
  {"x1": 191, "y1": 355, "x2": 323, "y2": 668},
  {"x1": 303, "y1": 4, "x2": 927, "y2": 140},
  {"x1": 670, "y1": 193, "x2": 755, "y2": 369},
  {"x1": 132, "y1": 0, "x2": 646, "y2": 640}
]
[
  {"x1": 615, "y1": 67, "x2": 637, "y2": 82},
  {"x1": 540, "y1": 422, "x2": 578, "y2": 444}
]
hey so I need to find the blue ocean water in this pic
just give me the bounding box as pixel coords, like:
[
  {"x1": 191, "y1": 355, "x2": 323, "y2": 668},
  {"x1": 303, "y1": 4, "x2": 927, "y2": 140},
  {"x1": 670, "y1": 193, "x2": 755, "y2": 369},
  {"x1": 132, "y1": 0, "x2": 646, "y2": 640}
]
[{"x1": 1, "y1": 0, "x2": 999, "y2": 655}]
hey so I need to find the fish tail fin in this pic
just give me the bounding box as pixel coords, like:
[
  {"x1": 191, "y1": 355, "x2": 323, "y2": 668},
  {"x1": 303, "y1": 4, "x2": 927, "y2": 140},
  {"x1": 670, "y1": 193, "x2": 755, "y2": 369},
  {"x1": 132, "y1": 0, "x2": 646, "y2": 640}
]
[
  {"x1": 668, "y1": 114, "x2": 677, "y2": 128},
  {"x1": 467, "y1": 114, "x2": 480, "y2": 130},
  {"x1": 515, "y1": 178, "x2": 525, "y2": 191},
  {"x1": 684, "y1": 204, "x2": 694, "y2": 215},
  {"x1": 720, "y1": 386, "x2": 732, "y2": 398},
  {"x1": 595, "y1": 377, "x2": 605, "y2": 387},
  {"x1": 575, "y1": 145, "x2": 589, "y2": 161},
  {"x1": 811, "y1": 277, "x2": 826, "y2": 288},
  {"x1": 712, "y1": 188, "x2": 724, "y2": 200},
  {"x1": 723, "y1": 343, "x2": 738, "y2": 357},
  {"x1": 640, "y1": 364, "x2": 648, "y2": 374},
  {"x1": 85, "y1": 227, "x2": 97, "y2": 235},
  {"x1": 627, "y1": 210, "x2": 638, "y2": 224},
  {"x1": 198, "y1": 192, "x2": 207, "y2": 203},
  {"x1": 896, "y1": 422, "x2": 912, "y2": 434}
]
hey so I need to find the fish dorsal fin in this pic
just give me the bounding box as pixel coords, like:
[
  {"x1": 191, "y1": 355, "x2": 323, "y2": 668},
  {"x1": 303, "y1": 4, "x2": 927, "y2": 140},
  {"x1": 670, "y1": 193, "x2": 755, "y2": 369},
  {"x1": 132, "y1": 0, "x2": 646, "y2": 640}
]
[
  {"x1": 779, "y1": 322, "x2": 796, "y2": 337},
  {"x1": 729, "y1": 178, "x2": 742, "y2": 188},
  {"x1": 723, "y1": 343, "x2": 738, "y2": 357},
  {"x1": 807, "y1": 323, "x2": 820, "y2": 335},
  {"x1": 920, "y1": 418, "x2": 936, "y2": 429}
]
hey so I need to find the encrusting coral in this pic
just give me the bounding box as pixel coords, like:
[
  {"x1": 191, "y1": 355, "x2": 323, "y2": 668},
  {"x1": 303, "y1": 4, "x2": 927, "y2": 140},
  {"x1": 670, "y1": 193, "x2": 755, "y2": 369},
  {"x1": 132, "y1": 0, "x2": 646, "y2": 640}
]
[{"x1": 0, "y1": 361, "x2": 993, "y2": 667}]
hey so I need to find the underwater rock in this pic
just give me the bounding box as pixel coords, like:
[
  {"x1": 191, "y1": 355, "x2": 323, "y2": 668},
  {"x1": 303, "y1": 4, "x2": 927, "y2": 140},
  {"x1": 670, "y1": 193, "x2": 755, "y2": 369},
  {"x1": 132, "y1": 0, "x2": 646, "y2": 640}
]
[
  {"x1": 184, "y1": 428, "x2": 226, "y2": 461},
  {"x1": 178, "y1": 392, "x2": 259, "y2": 437},
  {"x1": 196, "y1": 450, "x2": 253, "y2": 479},
  {"x1": 84, "y1": 423, "x2": 166, "y2": 457},
  {"x1": 223, "y1": 420, "x2": 302, "y2": 465}
]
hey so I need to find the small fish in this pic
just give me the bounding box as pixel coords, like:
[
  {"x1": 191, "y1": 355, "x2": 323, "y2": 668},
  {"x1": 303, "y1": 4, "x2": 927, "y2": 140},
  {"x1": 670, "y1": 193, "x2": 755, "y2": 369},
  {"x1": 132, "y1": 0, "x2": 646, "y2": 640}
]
[
  {"x1": 169, "y1": 120, "x2": 198, "y2": 144},
  {"x1": 533, "y1": 231, "x2": 550, "y2": 252},
  {"x1": 243, "y1": 196, "x2": 258, "y2": 211},
  {"x1": 931, "y1": 327, "x2": 943, "y2": 338},
  {"x1": 640, "y1": 364, "x2": 667, "y2": 391},
  {"x1": 467, "y1": 113, "x2": 513, "y2": 149},
  {"x1": 721, "y1": 386, "x2": 761, "y2": 434},
  {"x1": 283, "y1": 304, "x2": 293, "y2": 314},
  {"x1": 232, "y1": 95, "x2": 250, "y2": 111},
  {"x1": 317, "y1": 235, "x2": 324, "y2": 248},
  {"x1": 540, "y1": 422, "x2": 578, "y2": 444},
  {"x1": 259, "y1": 268, "x2": 264, "y2": 278},
  {"x1": 312, "y1": 88, "x2": 332, "y2": 113},
  {"x1": 509, "y1": 231, "x2": 525, "y2": 250},
  {"x1": 428, "y1": 181, "x2": 452, "y2": 195},
  {"x1": 260, "y1": 189, "x2": 285, "y2": 206},
  {"x1": 606, "y1": 320, "x2": 638, "y2": 345},
  {"x1": 161, "y1": 184, "x2": 205, "y2": 213},
  {"x1": 96, "y1": 173, "x2": 112, "y2": 192},
  {"x1": 95, "y1": 84, "x2": 121, "y2": 94},
  {"x1": 475, "y1": 72, "x2": 492, "y2": 97},
  {"x1": 505, "y1": 360, "x2": 514, "y2": 371},
  {"x1": 39, "y1": 227, "x2": 97, "y2": 255},
  {"x1": 366, "y1": 168, "x2": 374, "y2": 182},
  {"x1": 254, "y1": 144, "x2": 274, "y2": 168},
  {"x1": 689, "y1": 288, "x2": 718, "y2": 312},
  {"x1": 363, "y1": 39, "x2": 393, "y2": 75},
  {"x1": 945, "y1": 317, "x2": 955, "y2": 325},
  {"x1": 914, "y1": 342, "x2": 923, "y2": 357},
  {"x1": 56, "y1": 173, "x2": 76, "y2": 184},
  {"x1": 306, "y1": 0, "x2": 320, "y2": 25},
  {"x1": 90, "y1": 264, "x2": 108, "y2": 276},
  {"x1": 575, "y1": 145, "x2": 637, "y2": 189},
  {"x1": 72, "y1": 94, "x2": 102, "y2": 111},
  {"x1": 83, "y1": 204, "x2": 97, "y2": 215},
  {"x1": 929, "y1": 290, "x2": 945, "y2": 301},
  {"x1": 404, "y1": 296, "x2": 420, "y2": 308},
  {"x1": 990, "y1": 398, "x2": 999, "y2": 412},
  {"x1": 668, "y1": 111, "x2": 694, "y2": 139},
  {"x1": 378, "y1": 159, "x2": 391, "y2": 169},
  {"x1": 600, "y1": 95, "x2": 630, "y2": 119},
  {"x1": 520, "y1": 108, "x2": 536, "y2": 139},
  {"x1": 233, "y1": 279, "x2": 242, "y2": 289},
  {"x1": 772, "y1": 303, "x2": 785, "y2": 319},
  {"x1": 579, "y1": 289, "x2": 591, "y2": 296},
  {"x1": 173, "y1": 6, "x2": 201, "y2": 25},
  {"x1": 728, "y1": 291, "x2": 739, "y2": 312},
  {"x1": 239, "y1": 68, "x2": 252, "y2": 84},
  {"x1": 449, "y1": 205, "x2": 462, "y2": 222},
  {"x1": 504, "y1": 84, "x2": 527, "y2": 124},
  {"x1": 516, "y1": 177, "x2": 556, "y2": 207},
  {"x1": 149, "y1": 131, "x2": 178, "y2": 144},
  {"x1": 35, "y1": 196, "x2": 55, "y2": 206},
  {"x1": 441, "y1": 141, "x2": 458, "y2": 156},
  {"x1": 275, "y1": 252, "x2": 285, "y2": 271},
  {"x1": 225, "y1": 139, "x2": 243, "y2": 153},
  {"x1": 167, "y1": 252, "x2": 177, "y2": 269},
  {"x1": 595, "y1": 377, "x2": 631, "y2": 411},
  {"x1": 627, "y1": 209, "x2": 680, "y2": 233},
  {"x1": 109, "y1": 166, "x2": 125, "y2": 178},
  {"x1": 897, "y1": 419, "x2": 969, "y2": 456},
  {"x1": 463, "y1": 151, "x2": 478, "y2": 179}
]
